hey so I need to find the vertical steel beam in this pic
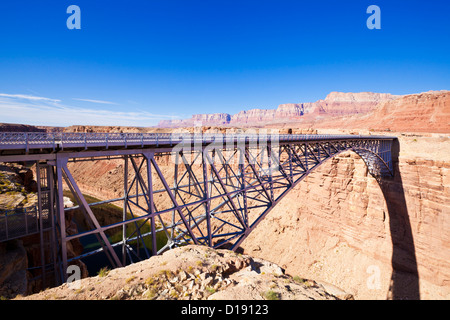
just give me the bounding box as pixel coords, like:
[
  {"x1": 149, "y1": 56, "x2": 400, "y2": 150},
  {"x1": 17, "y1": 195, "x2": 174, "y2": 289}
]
[
  {"x1": 48, "y1": 164, "x2": 60, "y2": 285},
  {"x1": 202, "y1": 153, "x2": 212, "y2": 247},
  {"x1": 172, "y1": 151, "x2": 179, "y2": 244},
  {"x1": 36, "y1": 161, "x2": 46, "y2": 287},
  {"x1": 55, "y1": 158, "x2": 68, "y2": 281},
  {"x1": 238, "y1": 147, "x2": 248, "y2": 225},
  {"x1": 143, "y1": 152, "x2": 157, "y2": 256},
  {"x1": 122, "y1": 155, "x2": 128, "y2": 265},
  {"x1": 267, "y1": 143, "x2": 274, "y2": 202}
]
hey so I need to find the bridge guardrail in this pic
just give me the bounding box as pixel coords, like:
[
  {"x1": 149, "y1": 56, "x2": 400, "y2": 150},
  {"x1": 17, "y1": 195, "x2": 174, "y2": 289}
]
[
  {"x1": 0, "y1": 206, "x2": 40, "y2": 241},
  {"x1": 0, "y1": 132, "x2": 397, "y2": 152}
]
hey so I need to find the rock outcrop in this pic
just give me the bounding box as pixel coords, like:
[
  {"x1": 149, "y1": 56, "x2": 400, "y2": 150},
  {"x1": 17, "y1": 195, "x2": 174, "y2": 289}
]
[
  {"x1": 364, "y1": 90, "x2": 450, "y2": 133},
  {"x1": 231, "y1": 109, "x2": 276, "y2": 124},
  {"x1": 0, "y1": 163, "x2": 37, "y2": 211},
  {"x1": 17, "y1": 245, "x2": 343, "y2": 300},
  {"x1": 0, "y1": 240, "x2": 28, "y2": 299},
  {"x1": 159, "y1": 113, "x2": 232, "y2": 128},
  {"x1": 319, "y1": 92, "x2": 400, "y2": 115}
]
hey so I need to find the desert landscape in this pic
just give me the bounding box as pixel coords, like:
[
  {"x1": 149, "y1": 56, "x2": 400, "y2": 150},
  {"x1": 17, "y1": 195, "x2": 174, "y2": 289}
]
[
  {"x1": 1, "y1": 89, "x2": 449, "y2": 300},
  {"x1": 1, "y1": 1, "x2": 449, "y2": 306}
]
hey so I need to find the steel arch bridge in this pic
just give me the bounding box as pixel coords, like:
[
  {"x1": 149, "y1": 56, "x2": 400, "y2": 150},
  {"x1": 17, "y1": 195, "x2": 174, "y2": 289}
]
[{"x1": 0, "y1": 132, "x2": 396, "y2": 285}]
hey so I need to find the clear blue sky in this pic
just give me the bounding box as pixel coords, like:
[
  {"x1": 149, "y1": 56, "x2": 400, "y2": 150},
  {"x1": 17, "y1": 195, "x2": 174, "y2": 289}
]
[{"x1": 0, "y1": 0, "x2": 449, "y2": 126}]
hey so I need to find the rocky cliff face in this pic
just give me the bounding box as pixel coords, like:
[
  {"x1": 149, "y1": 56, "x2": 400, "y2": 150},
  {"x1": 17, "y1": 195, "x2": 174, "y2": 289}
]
[
  {"x1": 240, "y1": 136, "x2": 449, "y2": 299},
  {"x1": 297, "y1": 90, "x2": 450, "y2": 133},
  {"x1": 366, "y1": 90, "x2": 450, "y2": 133},
  {"x1": 158, "y1": 92, "x2": 400, "y2": 127},
  {"x1": 192, "y1": 113, "x2": 231, "y2": 125},
  {"x1": 0, "y1": 163, "x2": 37, "y2": 211},
  {"x1": 159, "y1": 90, "x2": 449, "y2": 133},
  {"x1": 231, "y1": 109, "x2": 276, "y2": 124},
  {"x1": 0, "y1": 239, "x2": 28, "y2": 298},
  {"x1": 159, "y1": 113, "x2": 232, "y2": 128},
  {"x1": 319, "y1": 92, "x2": 400, "y2": 115}
]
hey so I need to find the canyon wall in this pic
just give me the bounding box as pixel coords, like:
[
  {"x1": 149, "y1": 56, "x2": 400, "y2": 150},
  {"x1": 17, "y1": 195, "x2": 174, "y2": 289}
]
[
  {"x1": 240, "y1": 136, "x2": 449, "y2": 299},
  {"x1": 319, "y1": 92, "x2": 401, "y2": 115},
  {"x1": 158, "y1": 92, "x2": 400, "y2": 127},
  {"x1": 158, "y1": 90, "x2": 449, "y2": 134},
  {"x1": 366, "y1": 90, "x2": 450, "y2": 133},
  {"x1": 306, "y1": 91, "x2": 450, "y2": 134}
]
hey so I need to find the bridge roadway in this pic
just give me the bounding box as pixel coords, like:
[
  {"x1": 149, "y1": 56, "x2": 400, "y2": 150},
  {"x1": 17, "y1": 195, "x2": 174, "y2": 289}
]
[
  {"x1": 0, "y1": 131, "x2": 397, "y2": 159},
  {"x1": 0, "y1": 131, "x2": 397, "y2": 285}
]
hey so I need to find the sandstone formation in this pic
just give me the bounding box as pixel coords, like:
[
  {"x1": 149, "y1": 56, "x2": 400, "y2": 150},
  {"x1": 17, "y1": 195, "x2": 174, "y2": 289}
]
[
  {"x1": 297, "y1": 90, "x2": 450, "y2": 134},
  {"x1": 159, "y1": 113, "x2": 232, "y2": 128},
  {"x1": 240, "y1": 134, "x2": 449, "y2": 299},
  {"x1": 231, "y1": 109, "x2": 276, "y2": 124},
  {"x1": 157, "y1": 90, "x2": 449, "y2": 134},
  {"x1": 319, "y1": 92, "x2": 400, "y2": 115},
  {"x1": 158, "y1": 92, "x2": 400, "y2": 127},
  {"x1": 0, "y1": 163, "x2": 37, "y2": 211},
  {"x1": 364, "y1": 90, "x2": 450, "y2": 133}
]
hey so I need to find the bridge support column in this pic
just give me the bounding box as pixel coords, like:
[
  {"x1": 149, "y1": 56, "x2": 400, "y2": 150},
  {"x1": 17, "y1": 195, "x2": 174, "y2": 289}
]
[
  {"x1": 52, "y1": 155, "x2": 123, "y2": 282},
  {"x1": 54, "y1": 158, "x2": 68, "y2": 282}
]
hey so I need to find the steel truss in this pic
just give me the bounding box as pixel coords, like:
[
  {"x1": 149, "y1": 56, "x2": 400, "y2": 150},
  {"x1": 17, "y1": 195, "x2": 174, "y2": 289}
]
[{"x1": 0, "y1": 133, "x2": 396, "y2": 285}]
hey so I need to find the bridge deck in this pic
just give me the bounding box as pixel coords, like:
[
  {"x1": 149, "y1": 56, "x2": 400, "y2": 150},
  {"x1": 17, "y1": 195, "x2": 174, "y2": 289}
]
[{"x1": 0, "y1": 132, "x2": 397, "y2": 159}]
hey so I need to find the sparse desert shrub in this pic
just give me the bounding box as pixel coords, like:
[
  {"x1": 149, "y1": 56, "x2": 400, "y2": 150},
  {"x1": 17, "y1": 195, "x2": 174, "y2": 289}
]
[
  {"x1": 97, "y1": 267, "x2": 110, "y2": 277},
  {"x1": 263, "y1": 290, "x2": 280, "y2": 300}
]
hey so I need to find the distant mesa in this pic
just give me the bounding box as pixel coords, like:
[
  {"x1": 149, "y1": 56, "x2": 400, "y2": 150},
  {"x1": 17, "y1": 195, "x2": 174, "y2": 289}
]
[
  {"x1": 157, "y1": 92, "x2": 401, "y2": 127},
  {"x1": 1, "y1": 90, "x2": 448, "y2": 134},
  {"x1": 157, "y1": 90, "x2": 450, "y2": 134}
]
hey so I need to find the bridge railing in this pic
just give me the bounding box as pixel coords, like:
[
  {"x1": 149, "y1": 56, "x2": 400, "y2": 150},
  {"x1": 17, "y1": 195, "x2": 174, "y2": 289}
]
[
  {"x1": 0, "y1": 205, "x2": 40, "y2": 241},
  {"x1": 0, "y1": 132, "x2": 397, "y2": 152}
]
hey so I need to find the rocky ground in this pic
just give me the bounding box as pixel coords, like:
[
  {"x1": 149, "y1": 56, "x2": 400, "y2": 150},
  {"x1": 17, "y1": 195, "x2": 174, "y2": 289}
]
[
  {"x1": 14, "y1": 245, "x2": 350, "y2": 300},
  {"x1": 0, "y1": 163, "x2": 37, "y2": 211}
]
